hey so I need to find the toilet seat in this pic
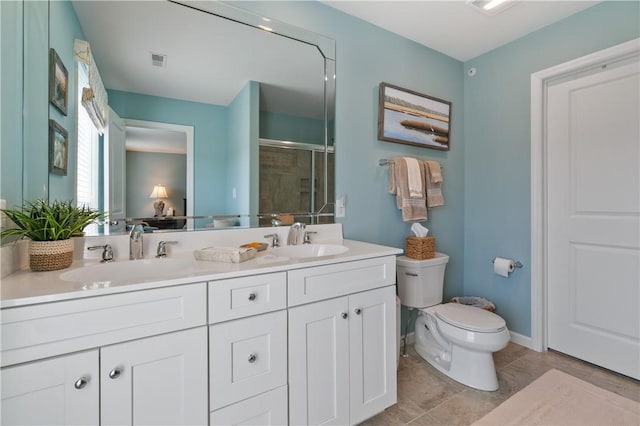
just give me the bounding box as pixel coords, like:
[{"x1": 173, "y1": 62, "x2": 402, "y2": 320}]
[{"x1": 432, "y1": 303, "x2": 506, "y2": 333}]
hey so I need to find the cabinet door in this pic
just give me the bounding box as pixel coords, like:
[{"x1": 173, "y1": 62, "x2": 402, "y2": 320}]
[
  {"x1": 349, "y1": 286, "x2": 397, "y2": 424},
  {"x1": 101, "y1": 327, "x2": 208, "y2": 426},
  {"x1": 289, "y1": 297, "x2": 349, "y2": 426},
  {"x1": 1, "y1": 350, "x2": 98, "y2": 425}
]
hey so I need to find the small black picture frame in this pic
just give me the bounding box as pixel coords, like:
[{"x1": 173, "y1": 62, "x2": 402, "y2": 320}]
[
  {"x1": 378, "y1": 82, "x2": 452, "y2": 151},
  {"x1": 49, "y1": 48, "x2": 68, "y2": 116},
  {"x1": 49, "y1": 119, "x2": 68, "y2": 176}
]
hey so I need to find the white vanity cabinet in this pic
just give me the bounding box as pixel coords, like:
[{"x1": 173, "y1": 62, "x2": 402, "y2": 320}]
[
  {"x1": 288, "y1": 256, "x2": 397, "y2": 426},
  {"x1": 1, "y1": 283, "x2": 209, "y2": 426},
  {"x1": 208, "y1": 273, "x2": 289, "y2": 425}
]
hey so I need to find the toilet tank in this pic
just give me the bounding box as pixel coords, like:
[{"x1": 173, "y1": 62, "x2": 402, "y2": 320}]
[{"x1": 397, "y1": 253, "x2": 449, "y2": 309}]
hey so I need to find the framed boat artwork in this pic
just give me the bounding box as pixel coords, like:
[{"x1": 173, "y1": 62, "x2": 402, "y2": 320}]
[{"x1": 377, "y1": 82, "x2": 451, "y2": 151}]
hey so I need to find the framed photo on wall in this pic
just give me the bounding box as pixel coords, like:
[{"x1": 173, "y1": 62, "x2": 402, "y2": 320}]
[
  {"x1": 49, "y1": 48, "x2": 68, "y2": 116},
  {"x1": 49, "y1": 120, "x2": 68, "y2": 176},
  {"x1": 378, "y1": 82, "x2": 452, "y2": 151}
]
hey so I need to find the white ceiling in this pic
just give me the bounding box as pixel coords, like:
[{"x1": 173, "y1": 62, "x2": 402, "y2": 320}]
[{"x1": 321, "y1": 1, "x2": 601, "y2": 62}]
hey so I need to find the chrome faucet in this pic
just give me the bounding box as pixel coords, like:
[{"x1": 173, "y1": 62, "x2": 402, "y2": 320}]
[
  {"x1": 287, "y1": 222, "x2": 306, "y2": 245},
  {"x1": 264, "y1": 233, "x2": 280, "y2": 248},
  {"x1": 88, "y1": 244, "x2": 114, "y2": 263},
  {"x1": 156, "y1": 240, "x2": 178, "y2": 258},
  {"x1": 129, "y1": 223, "x2": 145, "y2": 260}
]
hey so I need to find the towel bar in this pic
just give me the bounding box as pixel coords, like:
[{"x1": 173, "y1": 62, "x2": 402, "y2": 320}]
[{"x1": 379, "y1": 158, "x2": 443, "y2": 169}]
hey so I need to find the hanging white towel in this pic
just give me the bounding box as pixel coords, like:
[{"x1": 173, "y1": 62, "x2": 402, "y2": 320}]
[{"x1": 404, "y1": 157, "x2": 423, "y2": 198}]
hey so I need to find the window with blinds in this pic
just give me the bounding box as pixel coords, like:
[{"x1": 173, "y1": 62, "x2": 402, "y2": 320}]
[{"x1": 76, "y1": 63, "x2": 99, "y2": 209}]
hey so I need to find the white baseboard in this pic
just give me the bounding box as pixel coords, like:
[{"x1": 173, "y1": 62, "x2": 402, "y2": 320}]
[{"x1": 510, "y1": 331, "x2": 536, "y2": 350}]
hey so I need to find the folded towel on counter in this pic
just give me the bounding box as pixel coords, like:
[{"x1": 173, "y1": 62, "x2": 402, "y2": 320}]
[
  {"x1": 193, "y1": 246, "x2": 257, "y2": 263},
  {"x1": 424, "y1": 160, "x2": 444, "y2": 207},
  {"x1": 392, "y1": 157, "x2": 427, "y2": 222},
  {"x1": 404, "y1": 157, "x2": 423, "y2": 198}
]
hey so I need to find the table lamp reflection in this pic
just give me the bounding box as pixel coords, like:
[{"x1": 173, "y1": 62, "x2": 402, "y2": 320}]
[{"x1": 149, "y1": 184, "x2": 168, "y2": 217}]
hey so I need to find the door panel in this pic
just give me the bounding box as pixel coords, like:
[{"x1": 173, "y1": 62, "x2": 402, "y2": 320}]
[
  {"x1": 101, "y1": 327, "x2": 208, "y2": 425},
  {"x1": 547, "y1": 59, "x2": 640, "y2": 379}
]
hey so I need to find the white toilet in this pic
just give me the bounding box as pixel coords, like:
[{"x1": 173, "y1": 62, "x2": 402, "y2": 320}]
[{"x1": 397, "y1": 253, "x2": 510, "y2": 391}]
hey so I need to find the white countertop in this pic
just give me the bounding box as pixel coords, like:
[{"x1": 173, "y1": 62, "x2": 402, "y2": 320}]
[{"x1": 1, "y1": 239, "x2": 402, "y2": 308}]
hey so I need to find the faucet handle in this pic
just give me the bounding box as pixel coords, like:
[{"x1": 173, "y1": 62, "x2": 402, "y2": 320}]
[
  {"x1": 156, "y1": 240, "x2": 178, "y2": 258},
  {"x1": 263, "y1": 233, "x2": 280, "y2": 248},
  {"x1": 303, "y1": 231, "x2": 317, "y2": 245},
  {"x1": 88, "y1": 244, "x2": 114, "y2": 263}
]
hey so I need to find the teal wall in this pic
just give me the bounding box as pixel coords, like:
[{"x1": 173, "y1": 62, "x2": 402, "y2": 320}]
[
  {"x1": 48, "y1": 0, "x2": 85, "y2": 203},
  {"x1": 107, "y1": 90, "x2": 228, "y2": 217},
  {"x1": 226, "y1": 81, "x2": 258, "y2": 222},
  {"x1": 1, "y1": 1, "x2": 24, "y2": 209},
  {"x1": 462, "y1": 1, "x2": 640, "y2": 336},
  {"x1": 260, "y1": 110, "x2": 324, "y2": 144}
]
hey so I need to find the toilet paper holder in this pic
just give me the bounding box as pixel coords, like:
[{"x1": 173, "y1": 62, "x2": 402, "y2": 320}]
[{"x1": 491, "y1": 258, "x2": 524, "y2": 269}]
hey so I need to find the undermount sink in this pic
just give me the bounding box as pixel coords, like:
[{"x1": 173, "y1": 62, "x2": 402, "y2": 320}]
[
  {"x1": 60, "y1": 258, "x2": 199, "y2": 286},
  {"x1": 268, "y1": 244, "x2": 349, "y2": 259}
]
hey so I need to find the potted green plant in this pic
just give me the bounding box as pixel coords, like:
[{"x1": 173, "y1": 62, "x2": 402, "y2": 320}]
[{"x1": 1, "y1": 199, "x2": 102, "y2": 271}]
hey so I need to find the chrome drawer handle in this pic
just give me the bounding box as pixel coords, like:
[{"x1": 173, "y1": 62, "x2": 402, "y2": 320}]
[
  {"x1": 108, "y1": 368, "x2": 121, "y2": 379},
  {"x1": 248, "y1": 293, "x2": 257, "y2": 301},
  {"x1": 405, "y1": 272, "x2": 418, "y2": 277},
  {"x1": 354, "y1": 308, "x2": 362, "y2": 315},
  {"x1": 74, "y1": 377, "x2": 89, "y2": 389},
  {"x1": 248, "y1": 354, "x2": 257, "y2": 363}
]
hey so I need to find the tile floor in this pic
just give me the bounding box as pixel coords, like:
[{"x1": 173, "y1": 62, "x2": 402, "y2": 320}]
[{"x1": 362, "y1": 343, "x2": 640, "y2": 425}]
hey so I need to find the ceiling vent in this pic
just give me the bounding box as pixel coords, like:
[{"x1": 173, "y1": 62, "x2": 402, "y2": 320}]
[
  {"x1": 467, "y1": 0, "x2": 516, "y2": 16},
  {"x1": 151, "y1": 53, "x2": 167, "y2": 68}
]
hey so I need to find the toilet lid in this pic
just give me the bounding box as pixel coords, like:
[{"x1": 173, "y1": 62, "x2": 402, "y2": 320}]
[{"x1": 434, "y1": 303, "x2": 506, "y2": 332}]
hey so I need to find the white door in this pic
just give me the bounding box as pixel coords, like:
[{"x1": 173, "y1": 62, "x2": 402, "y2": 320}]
[
  {"x1": 349, "y1": 286, "x2": 397, "y2": 425},
  {"x1": 101, "y1": 327, "x2": 208, "y2": 425},
  {"x1": 547, "y1": 59, "x2": 640, "y2": 379},
  {"x1": 105, "y1": 107, "x2": 126, "y2": 231},
  {"x1": 288, "y1": 297, "x2": 349, "y2": 426},
  {"x1": 1, "y1": 350, "x2": 99, "y2": 425}
]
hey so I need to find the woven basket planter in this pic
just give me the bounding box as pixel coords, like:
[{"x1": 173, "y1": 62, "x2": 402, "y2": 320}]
[{"x1": 29, "y1": 239, "x2": 74, "y2": 271}]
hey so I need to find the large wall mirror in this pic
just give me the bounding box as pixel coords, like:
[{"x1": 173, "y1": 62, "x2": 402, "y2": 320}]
[{"x1": 5, "y1": 0, "x2": 335, "y2": 236}]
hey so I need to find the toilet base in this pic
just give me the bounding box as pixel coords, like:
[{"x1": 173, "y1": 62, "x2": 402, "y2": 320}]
[{"x1": 414, "y1": 316, "x2": 502, "y2": 391}]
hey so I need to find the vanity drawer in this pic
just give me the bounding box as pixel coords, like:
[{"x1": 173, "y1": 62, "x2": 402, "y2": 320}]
[
  {"x1": 209, "y1": 310, "x2": 287, "y2": 410},
  {"x1": 208, "y1": 272, "x2": 286, "y2": 323},
  {"x1": 1, "y1": 283, "x2": 207, "y2": 367},
  {"x1": 209, "y1": 385, "x2": 288, "y2": 426},
  {"x1": 288, "y1": 256, "x2": 396, "y2": 306}
]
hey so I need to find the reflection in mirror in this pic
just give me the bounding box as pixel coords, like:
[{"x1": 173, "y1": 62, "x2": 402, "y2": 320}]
[{"x1": 46, "y1": 0, "x2": 335, "y2": 235}]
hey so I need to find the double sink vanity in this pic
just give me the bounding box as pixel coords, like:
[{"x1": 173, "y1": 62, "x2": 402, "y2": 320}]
[{"x1": 0, "y1": 224, "x2": 401, "y2": 425}]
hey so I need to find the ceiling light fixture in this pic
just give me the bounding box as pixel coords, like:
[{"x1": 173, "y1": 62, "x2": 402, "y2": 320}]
[{"x1": 468, "y1": 0, "x2": 516, "y2": 16}]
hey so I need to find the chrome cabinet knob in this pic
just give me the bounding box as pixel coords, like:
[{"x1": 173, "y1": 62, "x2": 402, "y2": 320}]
[
  {"x1": 108, "y1": 368, "x2": 121, "y2": 379},
  {"x1": 74, "y1": 376, "x2": 89, "y2": 389},
  {"x1": 341, "y1": 312, "x2": 348, "y2": 319},
  {"x1": 354, "y1": 308, "x2": 362, "y2": 315},
  {"x1": 248, "y1": 354, "x2": 257, "y2": 363},
  {"x1": 248, "y1": 293, "x2": 257, "y2": 301}
]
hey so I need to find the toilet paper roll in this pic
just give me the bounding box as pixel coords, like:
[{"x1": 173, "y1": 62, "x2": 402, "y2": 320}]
[{"x1": 494, "y1": 257, "x2": 515, "y2": 278}]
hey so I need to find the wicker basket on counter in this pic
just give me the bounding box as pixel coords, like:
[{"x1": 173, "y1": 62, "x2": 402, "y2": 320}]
[{"x1": 405, "y1": 236, "x2": 436, "y2": 260}]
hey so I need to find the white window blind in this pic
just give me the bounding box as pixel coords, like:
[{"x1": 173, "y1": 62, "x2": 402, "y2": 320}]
[{"x1": 76, "y1": 63, "x2": 99, "y2": 209}]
